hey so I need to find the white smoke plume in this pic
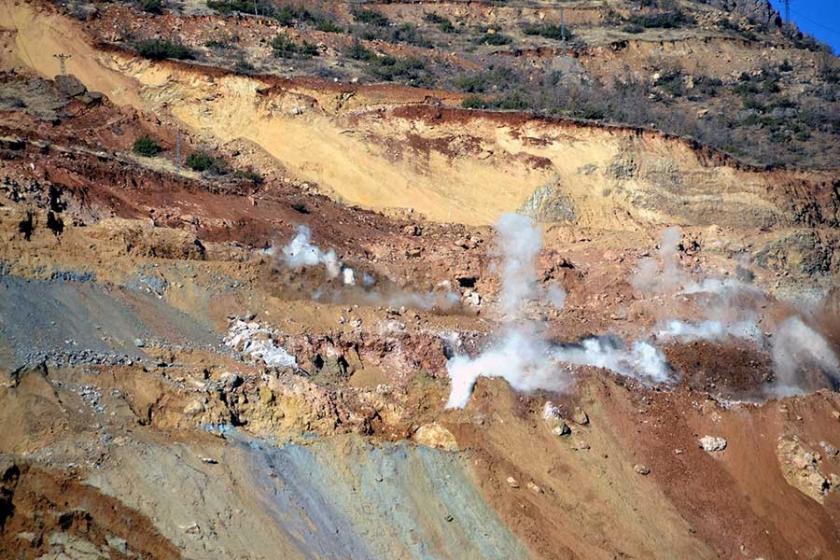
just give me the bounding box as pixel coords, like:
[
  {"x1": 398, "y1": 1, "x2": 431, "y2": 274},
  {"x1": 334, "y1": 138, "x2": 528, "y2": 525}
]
[
  {"x1": 281, "y1": 225, "x2": 351, "y2": 283},
  {"x1": 656, "y1": 319, "x2": 764, "y2": 344},
  {"x1": 551, "y1": 337, "x2": 671, "y2": 385},
  {"x1": 771, "y1": 316, "x2": 840, "y2": 395},
  {"x1": 445, "y1": 213, "x2": 673, "y2": 409},
  {"x1": 495, "y1": 213, "x2": 543, "y2": 319},
  {"x1": 632, "y1": 226, "x2": 688, "y2": 294}
]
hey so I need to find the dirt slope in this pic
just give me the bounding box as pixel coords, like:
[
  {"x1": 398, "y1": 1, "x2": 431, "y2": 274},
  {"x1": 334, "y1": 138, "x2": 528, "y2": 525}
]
[{"x1": 0, "y1": 2, "x2": 839, "y2": 559}]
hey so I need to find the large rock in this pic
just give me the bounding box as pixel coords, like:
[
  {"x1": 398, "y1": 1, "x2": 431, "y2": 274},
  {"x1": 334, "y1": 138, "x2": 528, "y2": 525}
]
[
  {"x1": 777, "y1": 436, "x2": 832, "y2": 502},
  {"x1": 54, "y1": 74, "x2": 87, "y2": 98},
  {"x1": 699, "y1": 436, "x2": 727, "y2": 453},
  {"x1": 703, "y1": 0, "x2": 782, "y2": 26},
  {"x1": 413, "y1": 422, "x2": 458, "y2": 451}
]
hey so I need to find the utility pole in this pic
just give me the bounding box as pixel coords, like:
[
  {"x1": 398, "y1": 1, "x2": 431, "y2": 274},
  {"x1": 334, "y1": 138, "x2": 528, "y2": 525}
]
[
  {"x1": 560, "y1": 8, "x2": 566, "y2": 45},
  {"x1": 784, "y1": 0, "x2": 790, "y2": 24},
  {"x1": 254, "y1": 0, "x2": 258, "y2": 17},
  {"x1": 53, "y1": 53, "x2": 71, "y2": 77},
  {"x1": 175, "y1": 130, "x2": 181, "y2": 173}
]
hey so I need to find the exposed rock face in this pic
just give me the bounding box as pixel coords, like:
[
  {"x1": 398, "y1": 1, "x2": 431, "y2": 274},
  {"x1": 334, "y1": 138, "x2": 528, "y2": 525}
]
[
  {"x1": 776, "y1": 436, "x2": 832, "y2": 503},
  {"x1": 700, "y1": 0, "x2": 781, "y2": 26}
]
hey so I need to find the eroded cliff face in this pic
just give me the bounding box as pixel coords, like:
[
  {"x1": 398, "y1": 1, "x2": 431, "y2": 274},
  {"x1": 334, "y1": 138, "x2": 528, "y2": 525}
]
[
  {"x1": 701, "y1": 0, "x2": 781, "y2": 25},
  {"x1": 1, "y1": 0, "x2": 836, "y2": 231},
  {"x1": 0, "y1": 1, "x2": 839, "y2": 559}
]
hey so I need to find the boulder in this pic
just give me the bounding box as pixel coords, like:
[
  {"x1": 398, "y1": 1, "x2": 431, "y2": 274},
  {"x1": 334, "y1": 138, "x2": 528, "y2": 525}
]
[
  {"x1": 413, "y1": 422, "x2": 458, "y2": 451},
  {"x1": 699, "y1": 436, "x2": 727, "y2": 452},
  {"x1": 54, "y1": 74, "x2": 87, "y2": 98}
]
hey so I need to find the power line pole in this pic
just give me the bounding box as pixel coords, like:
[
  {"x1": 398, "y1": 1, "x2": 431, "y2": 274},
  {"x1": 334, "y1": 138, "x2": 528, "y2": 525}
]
[
  {"x1": 175, "y1": 130, "x2": 181, "y2": 173},
  {"x1": 53, "y1": 53, "x2": 71, "y2": 76},
  {"x1": 784, "y1": 0, "x2": 790, "y2": 24},
  {"x1": 560, "y1": 8, "x2": 566, "y2": 45}
]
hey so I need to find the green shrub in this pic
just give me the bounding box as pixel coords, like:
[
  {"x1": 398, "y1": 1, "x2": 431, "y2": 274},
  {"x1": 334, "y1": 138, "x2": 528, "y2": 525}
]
[
  {"x1": 274, "y1": 5, "x2": 300, "y2": 26},
  {"x1": 461, "y1": 95, "x2": 487, "y2": 109},
  {"x1": 424, "y1": 12, "x2": 457, "y2": 33},
  {"x1": 186, "y1": 151, "x2": 229, "y2": 174},
  {"x1": 522, "y1": 23, "x2": 573, "y2": 41},
  {"x1": 233, "y1": 54, "x2": 254, "y2": 74},
  {"x1": 454, "y1": 67, "x2": 517, "y2": 93},
  {"x1": 315, "y1": 18, "x2": 343, "y2": 33},
  {"x1": 206, "y1": 0, "x2": 273, "y2": 16},
  {"x1": 134, "y1": 39, "x2": 195, "y2": 60},
  {"x1": 493, "y1": 92, "x2": 530, "y2": 111},
  {"x1": 628, "y1": 10, "x2": 694, "y2": 29},
  {"x1": 366, "y1": 56, "x2": 428, "y2": 84},
  {"x1": 139, "y1": 0, "x2": 164, "y2": 14},
  {"x1": 205, "y1": 34, "x2": 237, "y2": 49},
  {"x1": 476, "y1": 32, "x2": 513, "y2": 46},
  {"x1": 271, "y1": 34, "x2": 318, "y2": 58},
  {"x1": 233, "y1": 168, "x2": 264, "y2": 185},
  {"x1": 388, "y1": 24, "x2": 432, "y2": 48},
  {"x1": 352, "y1": 8, "x2": 389, "y2": 27},
  {"x1": 654, "y1": 69, "x2": 684, "y2": 97},
  {"x1": 345, "y1": 41, "x2": 375, "y2": 61},
  {"x1": 133, "y1": 136, "x2": 161, "y2": 157}
]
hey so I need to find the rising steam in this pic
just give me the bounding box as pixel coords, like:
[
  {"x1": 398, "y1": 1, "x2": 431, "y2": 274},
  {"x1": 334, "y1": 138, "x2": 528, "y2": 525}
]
[
  {"x1": 771, "y1": 316, "x2": 840, "y2": 395},
  {"x1": 281, "y1": 225, "x2": 457, "y2": 311},
  {"x1": 281, "y1": 225, "x2": 346, "y2": 281},
  {"x1": 445, "y1": 213, "x2": 672, "y2": 409}
]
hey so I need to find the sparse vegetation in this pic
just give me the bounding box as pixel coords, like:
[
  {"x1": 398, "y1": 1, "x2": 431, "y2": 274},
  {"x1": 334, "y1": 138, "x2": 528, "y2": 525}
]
[
  {"x1": 522, "y1": 23, "x2": 573, "y2": 42},
  {"x1": 206, "y1": 0, "x2": 273, "y2": 16},
  {"x1": 134, "y1": 39, "x2": 195, "y2": 60},
  {"x1": 345, "y1": 41, "x2": 375, "y2": 62},
  {"x1": 233, "y1": 168, "x2": 264, "y2": 185},
  {"x1": 186, "y1": 151, "x2": 229, "y2": 174},
  {"x1": 461, "y1": 95, "x2": 486, "y2": 109},
  {"x1": 628, "y1": 10, "x2": 695, "y2": 29},
  {"x1": 273, "y1": 5, "x2": 343, "y2": 32},
  {"x1": 271, "y1": 34, "x2": 318, "y2": 58},
  {"x1": 167, "y1": 0, "x2": 840, "y2": 167},
  {"x1": 139, "y1": 0, "x2": 164, "y2": 15},
  {"x1": 133, "y1": 136, "x2": 161, "y2": 157},
  {"x1": 352, "y1": 8, "x2": 390, "y2": 27},
  {"x1": 475, "y1": 32, "x2": 513, "y2": 46},
  {"x1": 424, "y1": 12, "x2": 457, "y2": 33},
  {"x1": 454, "y1": 67, "x2": 518, "y2": 94},
  {"x1": 365, "y1": 56, "x2": 429, "y2": 85}
]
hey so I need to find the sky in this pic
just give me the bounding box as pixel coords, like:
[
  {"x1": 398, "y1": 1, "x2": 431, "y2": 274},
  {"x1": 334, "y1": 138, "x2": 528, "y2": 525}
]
[{"x1": 768, "y1": 0, "x2": 840, "y2": 54}]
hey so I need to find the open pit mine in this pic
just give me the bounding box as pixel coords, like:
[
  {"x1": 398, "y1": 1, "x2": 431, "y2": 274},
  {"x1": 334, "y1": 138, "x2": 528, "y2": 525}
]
[{"x1": 0, "y1": 0, "x2": 839, "y2": 558}]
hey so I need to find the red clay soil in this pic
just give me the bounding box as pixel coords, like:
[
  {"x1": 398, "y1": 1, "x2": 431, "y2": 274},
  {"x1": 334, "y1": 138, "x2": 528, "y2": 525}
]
[{"x1": 0, "y1": 458, "x2": 180, "y2": 559}]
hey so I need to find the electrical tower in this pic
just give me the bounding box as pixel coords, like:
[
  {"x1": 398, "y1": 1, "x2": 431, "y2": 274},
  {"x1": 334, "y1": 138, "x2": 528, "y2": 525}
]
[{"x1": 52, "y1": 53, "x2": 71, "y2": 76}]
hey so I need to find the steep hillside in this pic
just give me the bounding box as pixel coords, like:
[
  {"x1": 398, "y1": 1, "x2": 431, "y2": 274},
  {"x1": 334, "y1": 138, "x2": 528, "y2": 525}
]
[
  {"x1": 0, "y1": 1, "x2": 839, "y2": 559},
  {"x1": 36, "y1": 0, "x2": 840, "y2": 168}
]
